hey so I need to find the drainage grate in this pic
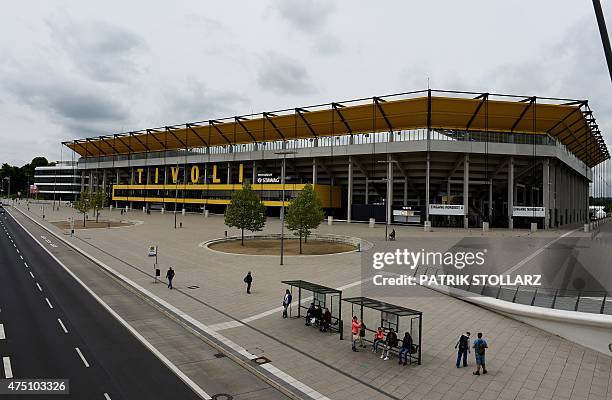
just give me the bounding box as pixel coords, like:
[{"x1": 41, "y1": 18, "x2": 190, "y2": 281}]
[
  {"x1": 252, "y1": 356, "x2": 271, "y2": 365},
  {"x1": 213, "y1": 353, "x2": 226, "y2": 358},
  {"x1": 187, "y1": 285, "x2": 200, "y2": 289}
]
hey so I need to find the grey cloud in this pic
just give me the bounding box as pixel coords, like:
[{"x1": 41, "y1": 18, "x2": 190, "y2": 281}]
[
  {"x1": 312, "y1": 32, "x2": 342, "y2": 56},
  {"x1": 273, "y1": 0, "x2": 335, "y2": 32},
  {"x1": 47, "y1": 17, "x2": 146, "y2": 83},
  {"x1": 257, "y1": 53, "x2": 315, "y2": 95}
]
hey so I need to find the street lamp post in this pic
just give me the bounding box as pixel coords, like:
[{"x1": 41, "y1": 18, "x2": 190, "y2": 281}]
[
  {"x1": 275, "y1": 150, "x2": 297, "y2": 265},
  {"x1": 377, "y1": 160, "x2": 398, "y2": 241}
]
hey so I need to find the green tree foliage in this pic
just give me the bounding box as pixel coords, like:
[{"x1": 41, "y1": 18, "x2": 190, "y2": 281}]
[
  {"x1": 1, "y1": 157, "x2": 49, "y2": 198},
  {"x1": 285, "y1": 184, "x2": 324, "y2": 254},
  {"x1": 74, "y1": 189, "x2": 93, "y2": 227},
  {"x1": 91, "y1": 191, "x2": 108, "y2": 223},
  {"x1": 224, "y1": 182, "x2": 266, "y2": 245}
]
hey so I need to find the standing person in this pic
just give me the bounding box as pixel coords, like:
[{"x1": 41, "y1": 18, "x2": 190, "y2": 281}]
[
  {"x1": 455, "y1": 331, "x2": 471, "y2": 368},
  {"x1": 398, "y1": 332, "x2": 413, "y2": 366},
  {"x1": 243, "y1": 271, "x2": 253, "y2": 294},
  {"x1": 166, "y1": 267, "x2": 175, "y2": 289},
  {"x1": 372, "y1": 327, "x2": 385, "y2": 354},
  {"x1": 381, "y1": 328, "x2": 398, "y2": 361},
  {"x1": 351, "y1": 316, "x2": 363, "y2": 352},
  {"x1": 282, "y1": 289, "x2": 292, "y2": 318},
  {"x1": 473, "y1": 332, "x2": 488, "y2": 375}
]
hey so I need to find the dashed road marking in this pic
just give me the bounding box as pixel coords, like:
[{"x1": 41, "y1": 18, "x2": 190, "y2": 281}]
[
  {"x1": 75, "y1": 347, "x2": 90, "y2": 367},
  {"x1": 36, "y1": 283, "x2": 43, "y2": 292},
  {"x1": 45, "y1": 298, "x2": 53, "y2": 309},
  {"x1": 2, "y1": 357, "x2": 12, "y2": 378},
  {"x1": 24, "y1": 262, "x2": 28, "y2": 268},
  {"x1": 29, "y1": 271, "x2": 34, "y2": 279},
  {"x1": 0, "y1": 324, "x2": 5, "y2": 340},
  {"x1": 104, "y1": 393, "x2": 112, "y2": 400},
  {"x1": 57, "y1": 318, "x2": 68, "y2": 334}
]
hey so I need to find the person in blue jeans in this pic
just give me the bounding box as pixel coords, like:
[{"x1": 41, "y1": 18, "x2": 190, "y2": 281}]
[
  {"x1": 455, "y1": 331, "x2": 470, "y2": 368},
  {"x1": 398, "y1": 332, "x2": 413, "y2": 366},
  {"x1": 473, "y1": 332, "x2": 488, "y2": 375}
]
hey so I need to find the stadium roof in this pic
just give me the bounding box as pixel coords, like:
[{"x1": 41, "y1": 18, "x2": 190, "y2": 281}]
[{"x1": 64, "y1": 89, "x2": 609, "y2": 167}]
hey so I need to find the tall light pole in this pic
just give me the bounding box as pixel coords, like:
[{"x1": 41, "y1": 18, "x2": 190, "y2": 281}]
[
  {"x1": 377, "y1": 159, "x2": 398, "y2": 241},
  {"x1": 275, "y1": 150, "x2": 297, "y2": 265}
]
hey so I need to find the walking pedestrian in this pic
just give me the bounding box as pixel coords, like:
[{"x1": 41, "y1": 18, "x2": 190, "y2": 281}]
[
  {"x1": 282, "y1": 289, "x2": 292, "y2": 318},
  {"x1": 472, "y1": 332, "x2": 488, "y2": 375},
  {"x1": 166, "y1": 267, "x2": 175, "y2": 289},
  {"x1": 243, "y1": 271, "x2": 253, "y2": 294},
  {"x1": 351, "y1": 316, "x2": 363, "y2": 352},
  {"x1": 455, "y1": 331, "x2": 470, "y2": 368}
]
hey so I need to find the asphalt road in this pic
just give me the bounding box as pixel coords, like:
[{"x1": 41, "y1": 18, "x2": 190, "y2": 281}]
[{"x1": 0, "y1": 211, "x2": 204, "y2": 400}]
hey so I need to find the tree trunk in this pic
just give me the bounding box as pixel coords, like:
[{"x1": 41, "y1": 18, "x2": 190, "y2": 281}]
[
  {"x1": 95, "y1": 208, "x2": 99, "y2": 223},
  {"x1": 241, "y1": 228, "x2": 244, "y2": 246},
  {"x1": 82, "y1": 212, "x2": 86, "y2": 227},
  {"x1": 299, "y1": 234, "x2": 302, "y2": 254}
]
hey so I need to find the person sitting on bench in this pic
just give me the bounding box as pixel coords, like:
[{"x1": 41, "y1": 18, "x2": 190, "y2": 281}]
[
  {"x1": 320, "y1": 308, "x2": 332, "y2": 332},
  {"x1": 381, "y1": 328, "x2": 398, "y2": 361},
  {"x1": 372, "y1": 327, "x2": 385, "y2": 354},
  {"x1": 398, "y1": 332, "x2": 413, "y2": 366},
  {"x1": 305, "y1": 303, "x2": 315, "y2": 326},
  {"x1": 313, "y1": 304, "x2": 322, "y2": 326}
]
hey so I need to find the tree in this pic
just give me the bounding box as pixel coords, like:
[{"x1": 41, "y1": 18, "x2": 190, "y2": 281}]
[
  {"x1": 224, "y1": 182, "x2": 267, "y2": 245},
  {"x1": 91, "y1": 191, "x2": 108, "y2": 223},
  {"x1": 285, "y1": 184, "x2": 324, "y2": 254},
  {"x1": 74, "y1": 189, "x2": 93, "y2": 227}
]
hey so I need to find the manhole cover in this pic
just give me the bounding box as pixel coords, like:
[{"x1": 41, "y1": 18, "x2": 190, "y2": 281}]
[
  {"x1": 187, "y1": 285, "x2": 200, "y2": 289},
  {"x1": 212, "y1": 395, "x2": 233, "y2": 400},
  {"x1": 214, "y1": 353, "x2": 226, "y2": 358},
  {"x1": 252, "y1": 356, "x2": 271, "y2": 365}
]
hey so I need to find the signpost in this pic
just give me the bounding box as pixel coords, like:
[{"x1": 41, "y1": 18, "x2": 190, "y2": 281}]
[{"x1": 148, "y1": 245, "x2": 159, "y2": 283}]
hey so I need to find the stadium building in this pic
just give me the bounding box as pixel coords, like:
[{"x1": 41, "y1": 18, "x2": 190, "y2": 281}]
[{"x1": 63, "y1": 89, "x2": 610, "y2": 229}]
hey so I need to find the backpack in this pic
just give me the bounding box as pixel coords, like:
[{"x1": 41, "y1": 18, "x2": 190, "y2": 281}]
[
  {"x1": 476, "y1": 339, "x2": 486, "y2": 356},
  {"x1": 459, "y1": 335, "x2": 469, "y2": 351}
]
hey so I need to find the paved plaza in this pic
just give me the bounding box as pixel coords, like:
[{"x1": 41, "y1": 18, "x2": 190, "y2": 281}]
[{"x1": 14, "y1": 202, "x2": 612, "y2": 400}]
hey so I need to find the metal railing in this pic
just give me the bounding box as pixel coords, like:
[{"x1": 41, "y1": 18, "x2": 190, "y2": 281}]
[{"x1": 411, "y1": 264, "x2": 612, "y2": 315}]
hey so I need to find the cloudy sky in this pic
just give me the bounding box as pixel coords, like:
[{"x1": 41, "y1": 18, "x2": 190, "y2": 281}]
[{"x1": 0, "y1": 1, "x2": 610, "y2": 165}]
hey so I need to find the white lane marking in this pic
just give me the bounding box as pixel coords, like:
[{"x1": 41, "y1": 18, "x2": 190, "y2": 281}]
[
  {"x1": 75, "y1": 347, "x2": 90, "y2": 367},
  {"x1": 0, "y1": 324, "x2": 5, "y2": 340},
  {"x1": 29, "y1": 271, "x2": 34, "y2": 278},
  {"x1": 16, "y1": 248, "x2": 19, "y2": 254},
  {"x1": 19, "y1": 255, "x2": 23, "y2": 260},
  {"x1": 45, "y1": 298, "x2": 53, "y2": 309},
  {"x1": 104, "y1": 394, "x2": 111, "y2": 400},
  {"x1": 24, "y1": 262, "x2": 28, "y2": 268},
  {"x1": 8, "y1": 209, "x2": 213, "y2": 400},
  {"x1": 36, "y1": 283, "x2": 43, "y2": 292},
  {"x1": 57, "y1": 318, "x2": 68, "y2": 334},
  {"x1": 501, "y1": 228, "x2": 580, "y2": 275},
  {"x1": 2, "y1": 357, "x2": 12, "y2": 378}
]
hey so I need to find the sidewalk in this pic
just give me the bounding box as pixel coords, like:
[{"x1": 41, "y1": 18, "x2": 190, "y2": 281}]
[{"x1": 17, "y1": 202, "x2": 612, "y2": 400}]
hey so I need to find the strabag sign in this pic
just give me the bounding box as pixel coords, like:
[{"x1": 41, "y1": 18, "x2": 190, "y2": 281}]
[
  {"x1": 512, "y1": 206, "x2": 545, "y2": 218},
  {"x1": 256, "y1": 173, "x2": 280, "y2": 184},
  {"x1": 429, "y1": 204, "x2": 464, "y2": 215}
]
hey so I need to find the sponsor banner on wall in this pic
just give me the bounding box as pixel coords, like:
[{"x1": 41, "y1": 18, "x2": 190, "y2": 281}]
[
  {"x1": 256, "y1": 173, "x2": 280, "y2": 183},
  {"x1": 429, "y1": 204, "x2": 465, "y2": 215},
  {"x1": 512, "y1": 206, "x2": 545, "y2": 218}
]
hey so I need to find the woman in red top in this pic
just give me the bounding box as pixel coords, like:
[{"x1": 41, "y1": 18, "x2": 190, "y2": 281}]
[
  {"x1": 372, "y1": 327, "x2": 385, "y2": 354},
  {"x1": 351, "y1": 316, "x2": 362, "y2": 352}
]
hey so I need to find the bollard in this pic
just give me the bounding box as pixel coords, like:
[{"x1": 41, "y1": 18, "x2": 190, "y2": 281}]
[
  {"x1": 424, "y1": 221, "x2": 432, "y2": 232},
  {"x1": 327, "y1": 216, "x2": 333, "y2": 226},
  {"x1": 204, "y1": 210, "x2": 209, "y2": 218},
  {"x1": 482, "y1": 221, "x2": 489, "y2": 232},
  {"x1": 368, "y1": 218, "x2": 375, "y2": 228},
  {"x1": 584, "y1": 223, "x2": 590, "y2": 233},
  {"x1": 530, "y1": 222, "x2": 538, "y2": 233},
  {"x1": 181, "y1": 208, "x2": 186, "y2": 216},
  {"x1": 179, "y1": 222, "x2": 183, "y2": 228}
]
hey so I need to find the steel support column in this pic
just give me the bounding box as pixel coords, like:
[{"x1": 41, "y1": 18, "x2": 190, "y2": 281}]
[
  {"x1": 508, "y1": 157, "x2": 514, "y2": 229},
  {"x1": 312, "y1": 158, "x2": 317, "y2": 184},
  {"x1": 347, "y1": 156, "x2": 353, "y2": 223},
  {"x1": 543, "y1": 158, "x2": 550, "y2": 229},
  {"x1": 386, "y1": 155, "x2": 393, "y2": 230}
]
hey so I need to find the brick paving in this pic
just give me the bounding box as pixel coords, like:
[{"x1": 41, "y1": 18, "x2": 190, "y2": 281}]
[{"x1": 16, "y1": 202, "x2": 612, "y2": 400}]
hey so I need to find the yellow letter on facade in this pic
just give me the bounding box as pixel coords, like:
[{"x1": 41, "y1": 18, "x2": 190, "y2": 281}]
[
  {"x1": 212, "y1": 164, "x2": 221, "y2": 183},
  {"x1": 239, "y1": 164, "x2": 243, "y2": 183},
  {"x1": 171, "y1": 167, "x2": 180, "y2": 183},
  {"x1": 137, "y1": 168, "x2": 144, "y2": 184},
  {"x1": 191, "y1": 166, "x2": 199, "y2": 183},
  {"x1": 155, "y1": 168, "x2": 159, "y2": 183}
]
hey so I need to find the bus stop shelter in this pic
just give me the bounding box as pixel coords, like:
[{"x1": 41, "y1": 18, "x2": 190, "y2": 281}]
[
  {"x1": 282, "y1": 280, "x2": 343, "y2": 339},
  {"x1": 343, "y1": 296, "x2": 422, "y2": 365}
]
